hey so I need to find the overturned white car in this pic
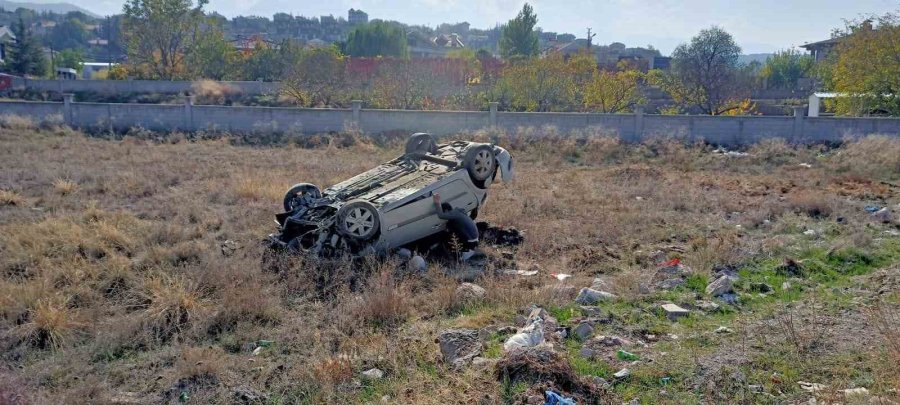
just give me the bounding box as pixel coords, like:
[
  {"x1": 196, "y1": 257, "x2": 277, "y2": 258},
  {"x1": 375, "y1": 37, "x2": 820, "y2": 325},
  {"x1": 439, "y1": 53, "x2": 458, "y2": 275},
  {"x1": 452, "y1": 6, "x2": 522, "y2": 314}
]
[{"x1": 269, "y1": 133, "x2": 514, "y2": 256}]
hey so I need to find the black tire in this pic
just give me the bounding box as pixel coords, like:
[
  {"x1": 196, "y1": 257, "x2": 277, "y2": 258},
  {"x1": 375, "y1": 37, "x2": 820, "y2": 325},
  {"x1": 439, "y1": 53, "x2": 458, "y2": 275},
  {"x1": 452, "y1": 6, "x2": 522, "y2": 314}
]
[
  {"x1": 283, "y1": 183, "x2": 321, "y2": 212},
  {"x1": 336, "y1": 200, "x2": 380, "y2": 242},
  {"x1": 463, "y1": 145, "x2": 496, "y2": 185},
  {"x1": 469, "y1": 208, "x2": 478, "y2": 220},
  {"x1": 405, "y1": 133, "x2": 438, "y2": 155}
]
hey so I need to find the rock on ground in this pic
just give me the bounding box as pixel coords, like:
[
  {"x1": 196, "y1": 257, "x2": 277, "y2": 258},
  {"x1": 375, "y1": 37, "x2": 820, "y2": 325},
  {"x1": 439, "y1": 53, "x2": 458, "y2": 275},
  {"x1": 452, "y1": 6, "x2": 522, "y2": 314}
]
[
  {"x1": 438, "y1": 329, "x2": 481, "y2": 368},
  {"x1": 575, "y1": 288, "x2": 616, "y2": 305},
  {"x1": 660, "y1": 303, "x2": 690, "y2": 321},
  {"x1": 233, "y1": 386, "x2": 268, "y2": 404},
  {"x1": 706, "y1": 275, "x2": 734, "y2": 297},
  {"x1": 361, "y1": 368, "x2": 385, "y2": 380},
  {"x1": 573, "y1": 322, "x2": 594, "y2": 341},
  {"x1": 454, "y1": 282, "x2": 486, "y2": 305}
]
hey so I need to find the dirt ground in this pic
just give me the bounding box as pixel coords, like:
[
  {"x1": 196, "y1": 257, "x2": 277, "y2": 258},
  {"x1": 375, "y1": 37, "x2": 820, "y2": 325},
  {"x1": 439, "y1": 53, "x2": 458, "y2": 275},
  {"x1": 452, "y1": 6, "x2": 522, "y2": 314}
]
[{"x1": 0, "y1": 119, "x2": 898, "y2": 404}]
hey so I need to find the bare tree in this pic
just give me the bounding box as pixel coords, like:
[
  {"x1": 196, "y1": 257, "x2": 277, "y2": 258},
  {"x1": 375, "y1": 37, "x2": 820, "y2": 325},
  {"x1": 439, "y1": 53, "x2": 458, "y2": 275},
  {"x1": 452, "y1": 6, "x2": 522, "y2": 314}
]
[{"x1": 664, "y1": 26, "x2": 749, "y2": 115}]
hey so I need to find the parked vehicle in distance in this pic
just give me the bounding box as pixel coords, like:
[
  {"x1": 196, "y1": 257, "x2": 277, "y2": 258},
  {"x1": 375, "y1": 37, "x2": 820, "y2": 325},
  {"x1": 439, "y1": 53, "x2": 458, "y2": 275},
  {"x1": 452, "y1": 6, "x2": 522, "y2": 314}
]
[{"x1": 268, "y1": 133, "x2": 514, "y2": 257}]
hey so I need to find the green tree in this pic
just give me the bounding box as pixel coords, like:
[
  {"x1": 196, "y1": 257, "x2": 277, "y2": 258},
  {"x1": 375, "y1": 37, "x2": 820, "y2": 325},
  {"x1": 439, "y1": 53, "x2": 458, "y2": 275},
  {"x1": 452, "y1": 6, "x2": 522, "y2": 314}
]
[
  {"x1": 281, "y1": 46, "x2": 347, "y2": 107},
  {"x1": 7, "y1": 17, "x2": 47, "y2": 77},
  {"x1": 345, "y1": 21, "x2": 408, "y2": 58},
  {"x1": 827, "y1": 13, "x2": 900, "y2": 116},
  {"x1": 761, "y1": 49, "x2": 813, "y2": 89},
  {"x1": 122, "y1": 0, "x2": 209, "y2": 79},
  {"x1": 48, "y1": 18, "x2": 89, "y2": 51},
  {"x1": 56, "y1": 48, "x2": 85, "y2": 72},
  {"x1": 238, "y1": 39, "x2": 302, "y2": 82},
  {"x1": 185, "y1": 18, "x2": 237, "y2": 80},
  {"x1": 499, "y1": 3, "x2": 539, "y2": 59},
  {"x1": 657, "y1": 26, "x2": 748, "y2": 115}
]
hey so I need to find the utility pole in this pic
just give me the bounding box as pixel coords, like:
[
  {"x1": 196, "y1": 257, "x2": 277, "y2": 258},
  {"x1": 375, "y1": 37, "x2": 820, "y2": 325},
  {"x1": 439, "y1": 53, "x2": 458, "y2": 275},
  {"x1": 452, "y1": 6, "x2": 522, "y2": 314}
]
[
  {"x1": 107, "y1": 15, "x2": 112, "y2": 71},
  {"x1": 586, "y1": 28, "x2": 596, "y2": 50}
]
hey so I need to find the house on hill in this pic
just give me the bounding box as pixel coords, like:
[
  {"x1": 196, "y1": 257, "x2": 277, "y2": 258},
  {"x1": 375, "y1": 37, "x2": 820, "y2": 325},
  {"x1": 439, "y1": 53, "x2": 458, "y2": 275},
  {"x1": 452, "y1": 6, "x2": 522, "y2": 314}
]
[{"x1": 800, "y1": 37, "x2": 844, "y2": 62}]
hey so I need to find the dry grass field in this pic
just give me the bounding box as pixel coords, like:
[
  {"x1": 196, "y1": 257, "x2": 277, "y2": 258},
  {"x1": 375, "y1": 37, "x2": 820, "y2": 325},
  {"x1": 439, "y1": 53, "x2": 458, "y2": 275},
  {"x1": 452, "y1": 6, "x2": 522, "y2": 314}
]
[{"x1": 1, "y1": 116, "x2": 899, "y2": 404}]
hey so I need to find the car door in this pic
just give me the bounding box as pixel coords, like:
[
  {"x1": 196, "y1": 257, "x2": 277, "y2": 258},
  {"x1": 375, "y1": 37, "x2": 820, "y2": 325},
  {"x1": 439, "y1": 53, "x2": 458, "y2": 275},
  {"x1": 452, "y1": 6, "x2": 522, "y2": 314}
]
[{"x1": 381, "y1": 178, "x2": 478, "y2": 248}]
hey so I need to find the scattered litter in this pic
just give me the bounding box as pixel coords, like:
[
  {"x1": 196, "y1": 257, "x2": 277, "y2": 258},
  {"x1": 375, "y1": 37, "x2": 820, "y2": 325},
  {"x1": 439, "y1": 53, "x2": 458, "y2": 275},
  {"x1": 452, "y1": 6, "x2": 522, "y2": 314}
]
[
  {"x1": 660, "y1": 377, "x2": 671, "y2": 386},
  {"x1": 803, "y1": 229, "x2": 818, "y2": 236},
  {"x1": 798, "y1": 163, "x2": 812, "y2": 168},
  {"x1": 616, "y1": 350, "x2": 639, "y2": 361},
  {"x1": 714, "y1": 326, "x2": 734, "y2": 334},
  {"x1": 635, "y1": 196, "x2": 644, "y2": 201},
  {"x1": 477, "y1": 222, "x2": 525, "y2": 246},
  {"x1": 798, "y1": 381, "x2": 827, "y2": 392},
  {"x1": 843, "y1": 387, "x2": 870, "y2": 397},
  {"x1": 886, "y1": 229, "x2": 900, "y2": 237},
  {"x1": 251, "y1": 347, "x2": 263, "y2": 356},
  {"x1": 551, "y1": 273, "x2": 572, "y2": 281},
  {"x1": 544, "y1": 390, "x2": 576, "y2": 405},
  {"x1": 495, "y1": 347, "x2": 606, "y2": 403},
  {"x1": 257, "y1": 340, "x2": 274, "y2": 348},
  {"x1": 504, "y1": 318, "x2": 545, "y2": 351},
  {"x1": 659, "y1": 258, "x2": 681, "y2": 267},
  {"x1": 871, "y1": 208, "x2": 893, "y2": 223},
  {"x1": 613, "y1": 368, "x2": 631, "y2": 379},
  {"x1": 865, "y1": 205, "x2": 882, "y2": 213},
  {"x1": 220, "y1": 240, "x2": 237, "y2": 257},
  {"x1": 503, "y1": 269, "x2": 539, "y2": 276}
]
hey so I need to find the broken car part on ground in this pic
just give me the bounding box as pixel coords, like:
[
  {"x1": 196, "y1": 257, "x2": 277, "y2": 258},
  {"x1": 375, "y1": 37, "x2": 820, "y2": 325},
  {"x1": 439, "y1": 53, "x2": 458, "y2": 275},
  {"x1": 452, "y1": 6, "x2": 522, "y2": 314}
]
[{"x1": 268, "y1": 133, "x2": 514, "y2": 257}]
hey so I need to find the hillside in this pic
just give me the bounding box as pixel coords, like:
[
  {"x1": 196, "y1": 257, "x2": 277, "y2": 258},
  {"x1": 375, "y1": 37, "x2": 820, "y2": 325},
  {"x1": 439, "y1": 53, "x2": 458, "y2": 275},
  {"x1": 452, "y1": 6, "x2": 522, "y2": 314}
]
[{"x1": 0, "y1": 0, "x2": 98, "y2": 17}]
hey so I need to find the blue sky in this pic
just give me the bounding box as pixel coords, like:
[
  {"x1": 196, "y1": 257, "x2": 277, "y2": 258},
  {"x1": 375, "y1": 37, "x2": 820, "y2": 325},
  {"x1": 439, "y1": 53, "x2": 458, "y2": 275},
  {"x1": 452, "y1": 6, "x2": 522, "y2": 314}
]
[{"x1": 60, "y1": 0, "x2": 899, "y2": 54}]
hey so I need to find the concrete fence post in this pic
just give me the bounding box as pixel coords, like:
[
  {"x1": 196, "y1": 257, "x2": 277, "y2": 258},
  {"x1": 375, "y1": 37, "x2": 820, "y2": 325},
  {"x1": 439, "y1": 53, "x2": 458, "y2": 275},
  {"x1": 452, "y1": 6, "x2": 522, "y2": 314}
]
[
  {"x1": 633, "y1": 106, "x2": 644, "y2": 141},
  {"x1": 183, "y1": 95, "x2": 195, "y2": 130},
  {"x1": 489, "y1": 102, "x2": 499, "y2": 127},
  {"x1": 351, "y1": 100, "x2": 363, "y2": 124},
  {"x1": 62, "y1": 93, "x2": 74, "y2": 125},
  {"x1": 792, "y1": 106, "x2": 805, "y2": 140}
]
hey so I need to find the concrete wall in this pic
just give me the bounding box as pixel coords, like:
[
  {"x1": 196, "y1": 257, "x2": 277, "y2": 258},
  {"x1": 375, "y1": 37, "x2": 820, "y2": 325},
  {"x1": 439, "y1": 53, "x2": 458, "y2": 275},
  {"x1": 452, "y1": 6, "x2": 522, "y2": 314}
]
[
  {"x1": 11, "y1": 77, "x2": 281, "y2": 95},
  {"x1": 3, "y1": 99, "x2": 899, "y2": 146}
]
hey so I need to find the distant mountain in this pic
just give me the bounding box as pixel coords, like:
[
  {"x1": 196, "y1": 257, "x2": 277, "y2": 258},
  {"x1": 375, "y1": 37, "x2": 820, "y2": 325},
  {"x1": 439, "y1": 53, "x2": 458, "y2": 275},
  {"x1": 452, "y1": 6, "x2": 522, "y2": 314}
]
[
  {"x1": 0, "y1": 0, "x2": 99, "y2": 17},
  {"x1": 738, "y1": 53, "x2": 772, "y2": 65}
]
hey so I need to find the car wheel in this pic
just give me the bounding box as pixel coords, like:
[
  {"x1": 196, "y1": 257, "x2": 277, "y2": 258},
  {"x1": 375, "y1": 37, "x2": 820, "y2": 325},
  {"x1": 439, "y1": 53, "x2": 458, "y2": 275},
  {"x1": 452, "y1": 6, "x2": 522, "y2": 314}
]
[
  {"x1": 283, "y1": 183, "x2": 321, "y2": 212},
  {"x1": 405, "y1": 133, "x2": 438, "y2": 155},
  {"x1": 463, "y1": 145, "x2": 496, "y2": 186},
  {"x1": 336, "y1": 200, "x2": 380, "y2": 242}
]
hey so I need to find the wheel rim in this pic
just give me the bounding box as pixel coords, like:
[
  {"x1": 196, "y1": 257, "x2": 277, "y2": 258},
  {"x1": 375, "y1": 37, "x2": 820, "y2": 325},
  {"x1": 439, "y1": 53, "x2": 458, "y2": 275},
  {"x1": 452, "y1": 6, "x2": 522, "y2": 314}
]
[
  {"x1": 344, "y1": 207, "x2": 375, "y2": 237},
  {"x1": 473, "y1": 150, "x2": 494, "y2": 177}
]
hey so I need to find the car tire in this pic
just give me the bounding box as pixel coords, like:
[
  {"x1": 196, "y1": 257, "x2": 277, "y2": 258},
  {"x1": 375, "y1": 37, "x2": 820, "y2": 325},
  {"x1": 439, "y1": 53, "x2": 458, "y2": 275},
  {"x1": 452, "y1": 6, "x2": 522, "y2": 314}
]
[
  {"x1": 336, "y1": 200, "x2": 380, "y2": 242},
  {"x1": 283, "y1": 183, "x2": 321, "y2": 212},
  {"x1": 463, "y1": 145, "x2": 496, "y2": 187},
  {"x1": 405, "y1": 133, "x2": 438, "y2": 155}
]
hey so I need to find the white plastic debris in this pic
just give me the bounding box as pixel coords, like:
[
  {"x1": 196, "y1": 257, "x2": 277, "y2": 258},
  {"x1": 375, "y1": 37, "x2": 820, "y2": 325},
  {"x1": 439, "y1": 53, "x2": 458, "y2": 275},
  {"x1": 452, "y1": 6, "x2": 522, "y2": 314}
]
[{"x1": 503, "y1": 318, "x2": 544, "y2": 351}]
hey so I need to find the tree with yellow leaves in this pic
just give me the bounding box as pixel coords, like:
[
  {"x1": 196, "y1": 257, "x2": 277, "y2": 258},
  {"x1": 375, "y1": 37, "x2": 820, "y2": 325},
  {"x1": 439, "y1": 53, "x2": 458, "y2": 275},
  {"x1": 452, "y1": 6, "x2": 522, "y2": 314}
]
[
  {"x1": 584, "y1": 66, "x2": 645, "y2": 113},
  {"x1": 827, "y1": 13, "x2": 900, "y2": 116}
]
